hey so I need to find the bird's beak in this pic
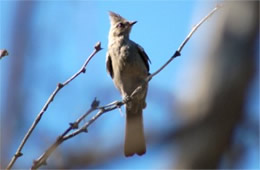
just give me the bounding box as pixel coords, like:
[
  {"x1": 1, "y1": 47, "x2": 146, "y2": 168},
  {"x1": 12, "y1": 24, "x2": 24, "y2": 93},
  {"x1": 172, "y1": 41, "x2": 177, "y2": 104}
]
[{"x1": 129, "y1": 21, "x2": 137, "y2": 26}]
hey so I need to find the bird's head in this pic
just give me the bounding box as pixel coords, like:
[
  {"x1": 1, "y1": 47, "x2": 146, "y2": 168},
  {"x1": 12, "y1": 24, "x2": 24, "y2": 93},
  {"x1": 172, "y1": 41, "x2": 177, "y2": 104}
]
[{"x1": 109, "y1": 11, "x2": 137, "y2": 38}]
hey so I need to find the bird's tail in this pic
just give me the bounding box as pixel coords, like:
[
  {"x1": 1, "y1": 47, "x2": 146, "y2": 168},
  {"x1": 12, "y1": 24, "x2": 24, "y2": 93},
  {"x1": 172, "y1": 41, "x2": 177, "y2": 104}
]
[{"x1": 124, "y1": 104, "x2": 146, "y2": 157}]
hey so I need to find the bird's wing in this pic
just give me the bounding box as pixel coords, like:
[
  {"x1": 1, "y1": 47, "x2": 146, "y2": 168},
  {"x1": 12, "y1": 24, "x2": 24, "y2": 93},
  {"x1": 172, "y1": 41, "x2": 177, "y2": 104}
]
[
  {"x1": 136, "y1": 44, "x2": 151, "y2": 72},
  {"x1": 106, "y1": 52, "x2": 114, "y2": 78}
]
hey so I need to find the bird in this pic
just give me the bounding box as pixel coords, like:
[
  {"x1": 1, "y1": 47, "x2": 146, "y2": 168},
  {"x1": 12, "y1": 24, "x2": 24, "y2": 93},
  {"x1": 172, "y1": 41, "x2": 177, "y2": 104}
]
[{"x1": 106, "y1": 11, "x2": 151, "y2": 157}]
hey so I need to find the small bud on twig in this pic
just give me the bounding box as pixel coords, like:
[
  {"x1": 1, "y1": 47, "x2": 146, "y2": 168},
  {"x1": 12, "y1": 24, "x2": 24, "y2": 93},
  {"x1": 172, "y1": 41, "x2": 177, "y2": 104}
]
[
  {"x1": 58, "y1": 83, "x2": 64, "y2": 88},
  {"x1": 94, "y1": 41, "x2": 102, "y2": 51},
  {"x1": 15, "y1": 152, "x2": 23, "y2": 157},
  {"x1": 91, "y1": 98, "x2": 100, "y2": 109}
]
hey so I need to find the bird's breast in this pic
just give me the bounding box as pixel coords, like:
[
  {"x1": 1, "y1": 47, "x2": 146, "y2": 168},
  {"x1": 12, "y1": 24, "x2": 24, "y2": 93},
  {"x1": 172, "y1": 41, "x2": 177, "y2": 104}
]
[{"x1": 108, "y1": 42, "x2": 148, "y2": 96}]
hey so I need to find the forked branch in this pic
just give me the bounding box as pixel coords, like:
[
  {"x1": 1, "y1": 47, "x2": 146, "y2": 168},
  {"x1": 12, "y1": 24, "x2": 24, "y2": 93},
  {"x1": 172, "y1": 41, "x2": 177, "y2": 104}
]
[{"x1": 7, "y1": 42, "x2": 102, "y2": 170}]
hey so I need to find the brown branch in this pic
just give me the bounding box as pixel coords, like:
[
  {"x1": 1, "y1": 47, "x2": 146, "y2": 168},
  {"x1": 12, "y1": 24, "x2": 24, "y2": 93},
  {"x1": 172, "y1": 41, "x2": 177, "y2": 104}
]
[
  {"x1": 31, "y1": 99, "x2": 99, "y2": 169},
  {"x1": 30, "y1": 5, "x2": 221, "y2": 169},
  {"x1": 177, "y1": 5, "x2": 221, "y2": 53},
  {"x1": 31, "y1": 98, "x2": 122, "y2": 169},
  {"x1": 6, "y1": 42, "x2": 102, "y2": 170},
  {"x1": 148, "y1": 5, "x2": 221, "y2": 81},
  {"x1": 129, "y1": 5, "x2": 221, "y2": 101},
  {"x1": 173, "y1": 2, "x2": 257, "y2": 168}
]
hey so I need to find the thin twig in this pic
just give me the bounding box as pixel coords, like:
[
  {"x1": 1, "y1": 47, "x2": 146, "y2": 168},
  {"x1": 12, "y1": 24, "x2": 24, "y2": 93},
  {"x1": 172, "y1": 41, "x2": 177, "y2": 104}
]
[
  {"x1": 149, "y1": 5, "x2": 220, "y2": 80},
  {"x1": 31, "y1": 99, "x2": 99, "y2": 169},
  {"x1": 30, "y1": 5, "x2": 221, "y2": 169},
  {"x1": 31, "y1": 99, "x2": 118, "y2": 169},
  {"x1": 6, "y1": 42, "x2": 102, "y2": 170},
  {"x1": 178, "y1": 5, "x2": 220, "y2": 52}
]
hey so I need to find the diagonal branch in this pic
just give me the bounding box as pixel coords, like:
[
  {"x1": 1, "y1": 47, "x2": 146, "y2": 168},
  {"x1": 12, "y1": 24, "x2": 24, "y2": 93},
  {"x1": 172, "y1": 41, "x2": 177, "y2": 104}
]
[
  {"x1": 31, "y1": 98, "x2": 123, "y2": 169},
  {"x1": 148, "y1": 4, "x2": 221, "y2": 80},
  {"x1": 31, "y1": 5, "x2": 221, "y2": 169},
  {"x1": 177, "y1": 4, "x2": 221, "y2": 53},
  {"x1": 6, "y1": 42, "x2": 102, "y2": 170}
]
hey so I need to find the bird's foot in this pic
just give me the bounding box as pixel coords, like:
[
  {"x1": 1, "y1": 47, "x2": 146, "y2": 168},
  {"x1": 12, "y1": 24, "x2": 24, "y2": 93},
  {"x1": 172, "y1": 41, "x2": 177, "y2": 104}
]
[{"x1": 123, "y1": 95, "x2": 131, "y2": 103}]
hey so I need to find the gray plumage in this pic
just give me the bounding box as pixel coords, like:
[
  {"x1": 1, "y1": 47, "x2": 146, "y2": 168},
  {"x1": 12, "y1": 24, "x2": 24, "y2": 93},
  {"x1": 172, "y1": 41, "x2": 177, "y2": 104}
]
[{"x1": 106, "y1": 11, "x2": 150, "y2": 157}]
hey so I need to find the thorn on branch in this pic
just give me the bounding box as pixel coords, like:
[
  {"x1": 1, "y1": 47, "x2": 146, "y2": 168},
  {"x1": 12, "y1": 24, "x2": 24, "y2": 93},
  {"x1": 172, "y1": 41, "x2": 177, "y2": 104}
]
[
  {"x1": 91, "y1": 98, "x2": 100, "y2": 109},
  {"x1": 58, "y1": 83, "x2": 64, "y2": 88},
  {"x1": 82, "y1": 127, "x2": 88, "y2": 133},
  {"x1": 94, "y1": 41, "x2": 102, "y2": 51},
  {"x1": 175, "y1": 51, "x2": 181, "y2": 57},
  {"x1": 15, "y1": 152, "x2": 23, "y2": 157},
  {"x1": 69, "y1": 122, "x2": 78, "y2": 129},
  {"x1": 82, "y1": 68, "x2": 86, "y2": 73}
]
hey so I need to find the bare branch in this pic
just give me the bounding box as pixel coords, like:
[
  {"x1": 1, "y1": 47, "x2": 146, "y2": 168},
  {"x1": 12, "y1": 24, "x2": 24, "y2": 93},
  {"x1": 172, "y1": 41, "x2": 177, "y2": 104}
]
[
  {"x1": 173, "y1": 2, "x2": 257, "y2": 168},
  {"x1": 129, "y1": 5, "x2": 221, "y2": 102},
  {"x1": 6, "y1": 42, "x2": 102, "y2": 170},
  {"x1": 31, "y1": 98, "x2": 121, "y2": 169},
  {"x1": 31, "y1": 99, "x2": 99, "y2": 169},
  {"x1": 30, "y1": 6, "x2": 221, "y2": 169},
  {"x1": 178, "y1": 5, "x2": 221, "y2": 52},
  {"x1": 148, "y1": 5, "x2": 221, "y2": 80}
]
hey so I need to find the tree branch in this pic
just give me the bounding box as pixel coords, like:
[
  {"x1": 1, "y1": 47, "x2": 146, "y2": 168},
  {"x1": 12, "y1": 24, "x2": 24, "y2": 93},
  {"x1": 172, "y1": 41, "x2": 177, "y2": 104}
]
[
  {"x1": 148, "y1": 4, "x2": 221, "y2": 80},
  {"x1": 30, "y1": 5, "x2": 221, "y2": 169},
  {"x1": 6, "y1": 42, "x2": 102, "y2": 170},
  {"x1": 31, "y1": 98, "x2": 124, "y2": 169},
  {"x1": 177, "y1": 4, "x2": 221, "y2": 53}
]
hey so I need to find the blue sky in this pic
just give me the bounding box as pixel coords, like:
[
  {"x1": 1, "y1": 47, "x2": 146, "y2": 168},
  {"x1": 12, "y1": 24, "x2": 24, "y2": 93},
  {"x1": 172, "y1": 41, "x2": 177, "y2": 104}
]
[{"x1": 0, "y1": 0, "x2": 259, "y2": 169}]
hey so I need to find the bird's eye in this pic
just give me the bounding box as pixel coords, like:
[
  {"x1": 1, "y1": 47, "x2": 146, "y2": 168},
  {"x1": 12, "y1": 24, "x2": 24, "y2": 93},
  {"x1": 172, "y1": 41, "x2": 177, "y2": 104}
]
[{"x1": 117, "y1": 23, "x2": 124, "y2": 28}]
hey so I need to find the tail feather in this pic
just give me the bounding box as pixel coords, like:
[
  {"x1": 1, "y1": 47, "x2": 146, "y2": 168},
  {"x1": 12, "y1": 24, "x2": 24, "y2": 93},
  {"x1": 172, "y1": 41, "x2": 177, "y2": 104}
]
[{"x1": 124, "y1": 105, "x2": 146, "y2": 157}]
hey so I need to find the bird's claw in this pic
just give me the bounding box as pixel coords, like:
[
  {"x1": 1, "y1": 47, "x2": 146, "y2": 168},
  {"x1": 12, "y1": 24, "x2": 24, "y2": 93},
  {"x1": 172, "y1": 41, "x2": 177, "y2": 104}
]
[{"x1": 123, "y1": 96, "x2": 131, "y2": 103}]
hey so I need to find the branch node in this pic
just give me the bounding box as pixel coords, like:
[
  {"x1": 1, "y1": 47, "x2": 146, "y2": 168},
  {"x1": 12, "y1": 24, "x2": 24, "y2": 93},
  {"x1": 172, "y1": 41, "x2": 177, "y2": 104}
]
[
  {"x1": 69, "y1": 122, "x2": 78, "y2": 129},
  {"x1": 82, "y1": 68, "x2": 86, "y2": 73},
  {"x1": 82, "y1": 127, "x2": 88, "y2": 133},
  {"x1": 91, "y1": 98, "x2": 100, "y2": 109},
  {"x1": 175, "y1": 51, "x2": 181, "y2": 57},
  {"x1": 15, "y1": 152, "x2": 23, "y2": 157},
  {"x1": 114, "y1": 102, "x2": 123, "y2": 109},
  {"x1": 7, "y1": 42, "x2": 103, "y2": 170},
  {"x1": 58, "y1": 83, "x2": 64, "y2": 88},
  {"x1": 94, "y1": 41, "x2": 102, "y2": 51},
  {"x1": 56, "y1": 136, "x2": 64, "y2": 144}
]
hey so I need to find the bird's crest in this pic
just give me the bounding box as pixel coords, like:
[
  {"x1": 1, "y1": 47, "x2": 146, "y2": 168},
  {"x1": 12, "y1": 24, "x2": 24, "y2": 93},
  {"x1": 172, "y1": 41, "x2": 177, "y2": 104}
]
[{"x1": 109, "y1": 11, "x2": 126, "y2": 24}]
